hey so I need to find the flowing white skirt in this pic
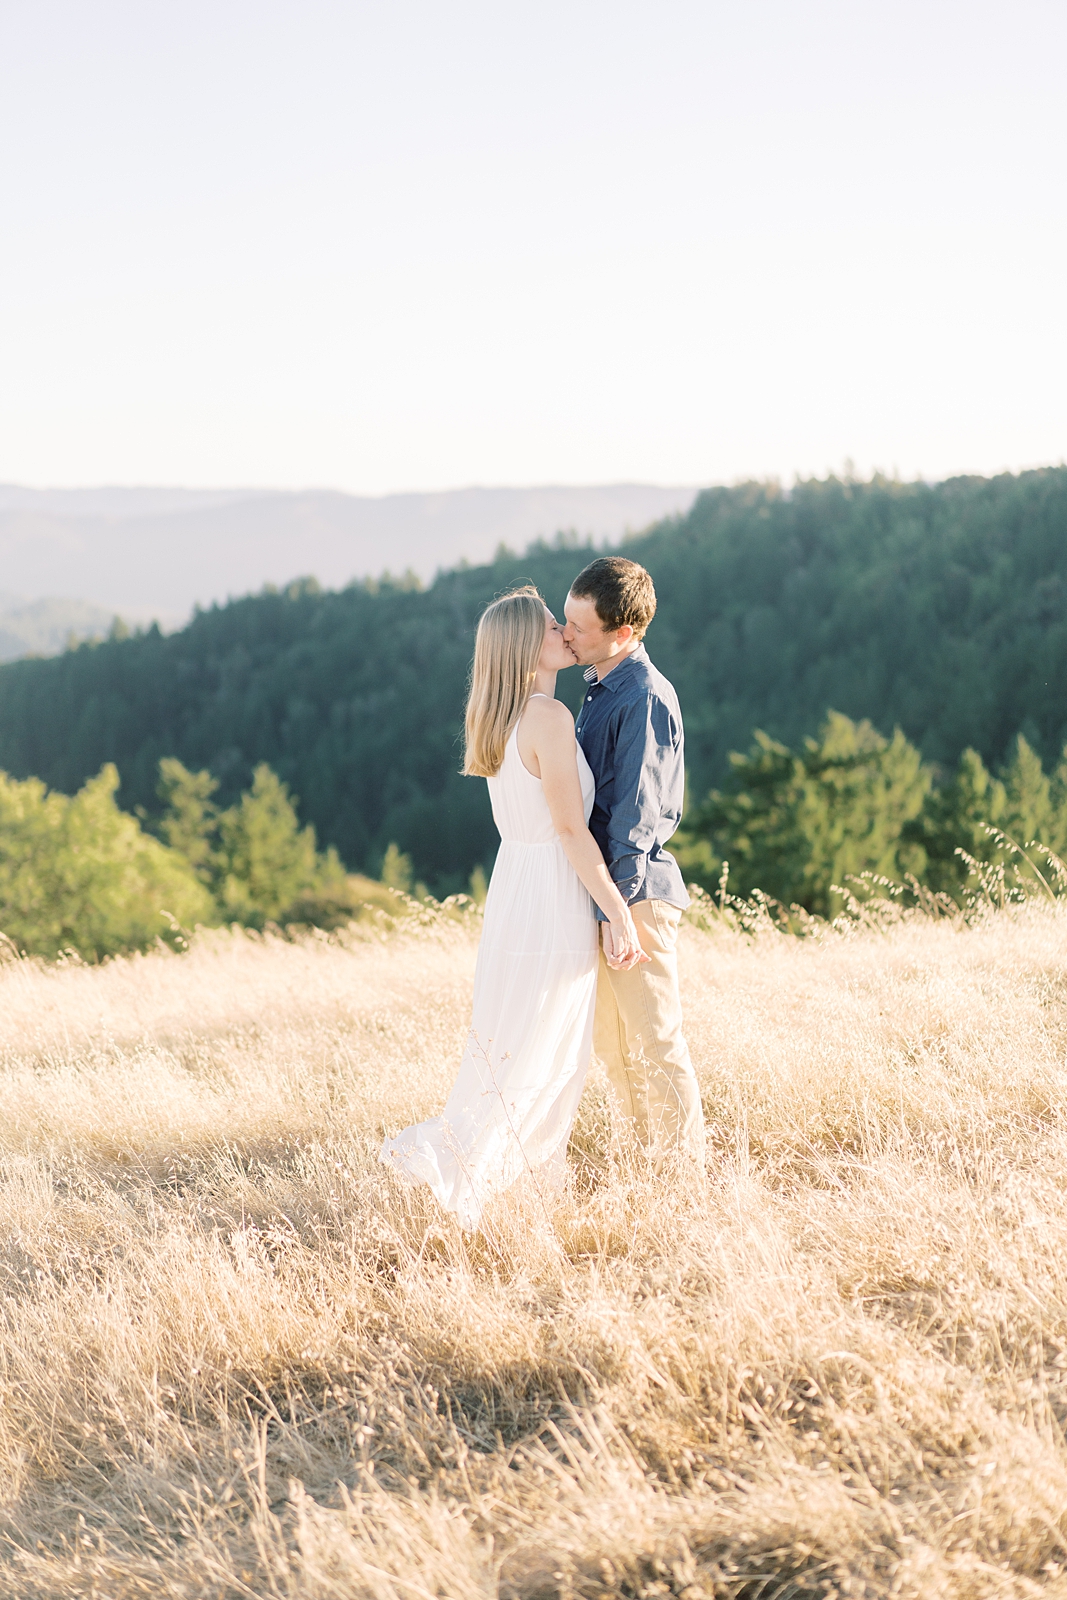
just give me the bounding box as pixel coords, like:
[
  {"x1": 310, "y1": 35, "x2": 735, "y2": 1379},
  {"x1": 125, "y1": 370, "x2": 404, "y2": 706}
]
[{"x1": 380, "y1": 837, "x2": 598, "y2": 1228}]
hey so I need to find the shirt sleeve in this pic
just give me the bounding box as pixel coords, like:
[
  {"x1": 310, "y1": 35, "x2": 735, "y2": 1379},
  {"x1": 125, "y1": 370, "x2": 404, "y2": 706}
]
[{"x1": 603, "y1": 692, "x2": 680, "y2": 902}]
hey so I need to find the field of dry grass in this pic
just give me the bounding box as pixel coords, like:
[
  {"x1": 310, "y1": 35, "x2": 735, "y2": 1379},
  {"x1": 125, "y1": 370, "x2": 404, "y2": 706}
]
[{"x1": 1, "y1": 904, "x2": 1067, "y2": 1598}]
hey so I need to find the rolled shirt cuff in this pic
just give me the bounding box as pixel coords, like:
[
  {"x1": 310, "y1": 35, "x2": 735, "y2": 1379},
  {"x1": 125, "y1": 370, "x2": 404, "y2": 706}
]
[{"x1": 610, "y1": 851, "x2": 646, "y2": 904}]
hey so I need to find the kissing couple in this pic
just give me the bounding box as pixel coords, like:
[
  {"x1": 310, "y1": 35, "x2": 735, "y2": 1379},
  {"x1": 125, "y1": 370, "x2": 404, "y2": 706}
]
[{"x1": 381, "y1": 556, "x2": 706, "y2": 1227}]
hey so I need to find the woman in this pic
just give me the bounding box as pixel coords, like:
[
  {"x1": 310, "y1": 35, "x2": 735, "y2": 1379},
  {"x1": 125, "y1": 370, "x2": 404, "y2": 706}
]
[{"x1": 380, "y1": 586, "x2": 646, "y2": 1228}]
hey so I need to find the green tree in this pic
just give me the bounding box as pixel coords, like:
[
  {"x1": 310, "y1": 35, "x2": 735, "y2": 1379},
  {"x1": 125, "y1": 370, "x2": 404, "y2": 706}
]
[
  {"x1": 686, "y1": 712, "x2": 930, "y2": 915},
  {"x1": 380, "y1": 842, "x2": 414, "y2": 893},
  {"x1": 0, "y1": 765, "x2": 214, "y2": 960},
  {"x1": 157, "y1": 757, "x2": 219, "y2": 882},
  {"x1": 1048, "y1": 746, "x2": 1067, "y2": 859},
  {"x1": 156, "y1": 757, "x2": 352, "y2": 926},
  {"x1": 1002, "y1": 735, "x2": 1055, "y2": 849},
  {"x1": 909, "y1": 736, "x2": 1067, "y2": 897},
  {"x1": 215, "y1": 763, "x2": 335, "y2": 926},
  {"x1": 904, "y1": 748, "x2": 1006, "y2": 896}
]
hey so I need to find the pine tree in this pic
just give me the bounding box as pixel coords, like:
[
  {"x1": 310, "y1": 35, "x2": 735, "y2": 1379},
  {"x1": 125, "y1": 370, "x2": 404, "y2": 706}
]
[
  {"x1": 156, "y1": 758, "x2": 219, "y2": 882},
  {"x1": 905, "y1": 748, "x2": 1006, "y2": 896},
  {"x1": 380, "y1": 842, "x2": 414, "y2": 894},
  {"x1": 908, "y1": 736, "x2": 1066, "y2": 897},
  {"x1": 1001, "y1": 735, "x2": 1053, "y2": 849},
  {"x1": 688, "y1": 712, "x2": 930, "y2": 915},
  {"x1": 1048, "y1": 746, "x2": 1067, "y2": 860},
  {"x1": 216, "y1": 765, "x2": 326, "y2": 926}
]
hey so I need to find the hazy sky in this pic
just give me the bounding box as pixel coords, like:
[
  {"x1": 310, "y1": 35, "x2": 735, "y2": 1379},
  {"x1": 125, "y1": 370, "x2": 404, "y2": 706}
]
[{"x1": 1, "y1": 0, "x2": 1064, "y2": 493}]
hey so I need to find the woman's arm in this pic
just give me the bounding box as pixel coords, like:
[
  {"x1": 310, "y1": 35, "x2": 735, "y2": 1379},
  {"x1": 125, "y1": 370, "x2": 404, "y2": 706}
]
[{"x1": 519, "y1": 698, "x2": 647, "y2": 969}]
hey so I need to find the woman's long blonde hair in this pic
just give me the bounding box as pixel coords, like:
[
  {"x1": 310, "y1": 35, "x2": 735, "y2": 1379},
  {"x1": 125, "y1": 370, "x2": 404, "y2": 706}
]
[{"x1": 463, "y1": 586, "x2": 546, "y2": 777}]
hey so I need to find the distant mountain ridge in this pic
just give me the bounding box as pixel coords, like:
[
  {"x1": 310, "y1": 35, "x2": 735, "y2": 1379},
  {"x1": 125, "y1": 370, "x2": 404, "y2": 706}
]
[
  {"x1": 0, "y1": 487, "x2": 255, "y2": 517},
  {"x1": 0, "y1": 483, "x2": 698, "y2": 628},
  {"x1": 0, "y1": 595, "x2": 119, "y2": 663}
]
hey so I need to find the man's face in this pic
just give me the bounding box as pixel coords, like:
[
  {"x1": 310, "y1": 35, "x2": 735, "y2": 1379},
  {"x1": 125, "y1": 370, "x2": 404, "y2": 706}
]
[{"x1": 562, "y1": 592, "x2": 620, "y2": 666}]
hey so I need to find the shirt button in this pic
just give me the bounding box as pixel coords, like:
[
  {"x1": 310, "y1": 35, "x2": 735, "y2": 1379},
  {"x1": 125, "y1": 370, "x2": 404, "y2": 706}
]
[{"x1": 586, "y1": 695, "x2": 592, "y2": 701}]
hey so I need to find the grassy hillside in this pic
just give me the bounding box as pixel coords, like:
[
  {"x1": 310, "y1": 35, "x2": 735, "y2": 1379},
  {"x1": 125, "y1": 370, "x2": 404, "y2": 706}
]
[
  {"x1": 1, "y1": 904, "x2": 1066, "y2": 1595},
  {"x1": 0, "y1": 467, "x2": 1065, "y2": 891}
]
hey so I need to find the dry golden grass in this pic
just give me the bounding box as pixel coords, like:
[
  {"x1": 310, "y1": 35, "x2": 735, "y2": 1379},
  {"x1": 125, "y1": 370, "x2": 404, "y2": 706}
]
[{"x1": 1, "y1": 905, "x2": 1067, "y2": 1598}]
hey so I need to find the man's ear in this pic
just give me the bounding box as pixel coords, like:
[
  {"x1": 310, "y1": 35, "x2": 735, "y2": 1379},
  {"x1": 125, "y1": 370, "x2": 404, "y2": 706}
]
[{"x1": 615, "y1": 624, "x2": 635, "y2": 646}]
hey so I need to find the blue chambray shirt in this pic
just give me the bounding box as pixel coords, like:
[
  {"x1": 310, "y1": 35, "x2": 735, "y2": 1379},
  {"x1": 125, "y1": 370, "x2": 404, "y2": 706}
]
[{"x1": 574, "y1": 643, "x2": 689, "y2": 921}]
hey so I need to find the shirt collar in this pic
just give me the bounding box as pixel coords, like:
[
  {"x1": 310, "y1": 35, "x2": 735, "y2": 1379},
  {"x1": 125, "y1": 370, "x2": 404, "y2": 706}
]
[{"x1": 582, "y1": 642, "x2": 647, "y2": 692}]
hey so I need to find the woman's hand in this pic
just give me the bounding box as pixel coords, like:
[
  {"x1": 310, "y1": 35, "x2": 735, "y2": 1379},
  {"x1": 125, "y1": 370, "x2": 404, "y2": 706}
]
[{"x1": 605, "y1": 910, "x2": 649, "y2": 971}]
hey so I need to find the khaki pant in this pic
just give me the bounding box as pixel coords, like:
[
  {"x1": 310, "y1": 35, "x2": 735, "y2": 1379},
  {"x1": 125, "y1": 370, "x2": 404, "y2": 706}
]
[{"x1": 593, "y1": 899, "x2": 706, "y2": 1164}]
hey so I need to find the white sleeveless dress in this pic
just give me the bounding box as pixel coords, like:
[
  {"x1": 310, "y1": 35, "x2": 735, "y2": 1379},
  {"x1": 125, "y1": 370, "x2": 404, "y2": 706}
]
[{"x1": 380, "y1": 702, "x2": 598, "y2": 1228}]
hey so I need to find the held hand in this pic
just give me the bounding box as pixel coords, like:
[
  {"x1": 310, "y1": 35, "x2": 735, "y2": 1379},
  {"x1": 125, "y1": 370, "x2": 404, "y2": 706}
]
[{"x1": 604, "y1": 912, "x2": 650, "y2": 971}]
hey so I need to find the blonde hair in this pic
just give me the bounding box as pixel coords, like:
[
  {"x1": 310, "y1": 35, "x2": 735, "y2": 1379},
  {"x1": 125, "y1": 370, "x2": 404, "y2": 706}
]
[{"x1": 463, "y1": 586, "x2": 546, "y2": 777}]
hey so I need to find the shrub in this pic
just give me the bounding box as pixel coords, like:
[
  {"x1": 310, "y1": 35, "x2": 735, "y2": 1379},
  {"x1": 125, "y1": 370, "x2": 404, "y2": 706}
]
[{"x1": 0, "y1": 764, "x2": 214, "y2": 959}]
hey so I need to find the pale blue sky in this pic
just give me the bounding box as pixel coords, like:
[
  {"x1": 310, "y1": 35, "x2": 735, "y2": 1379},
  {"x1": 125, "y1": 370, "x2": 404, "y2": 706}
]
[{"x1": 1, "y1": 0, "x2": 1064, "y2": 491}]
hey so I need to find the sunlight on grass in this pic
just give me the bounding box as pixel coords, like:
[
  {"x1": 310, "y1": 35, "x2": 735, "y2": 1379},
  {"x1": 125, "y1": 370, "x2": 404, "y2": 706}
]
[{"x1": 0, "y1": 908, "x2": 1066, "y2": 1596}]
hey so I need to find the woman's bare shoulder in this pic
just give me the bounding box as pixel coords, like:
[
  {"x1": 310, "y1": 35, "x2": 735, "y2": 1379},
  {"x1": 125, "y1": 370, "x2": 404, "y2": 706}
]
[{"x1": 523, "y1": 696, "x2": 576, "y2": 730}]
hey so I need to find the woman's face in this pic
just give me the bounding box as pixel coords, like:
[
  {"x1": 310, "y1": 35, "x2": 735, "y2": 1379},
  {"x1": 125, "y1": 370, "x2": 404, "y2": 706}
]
[{"x1": 539, "y1": 606, "x2": 577, "y2": 672}]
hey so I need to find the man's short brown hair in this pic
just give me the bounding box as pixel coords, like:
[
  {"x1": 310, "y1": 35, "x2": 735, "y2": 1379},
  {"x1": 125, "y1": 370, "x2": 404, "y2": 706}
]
[{"x1": 569, "y1": 556, "x2": 657, "y2": 639}]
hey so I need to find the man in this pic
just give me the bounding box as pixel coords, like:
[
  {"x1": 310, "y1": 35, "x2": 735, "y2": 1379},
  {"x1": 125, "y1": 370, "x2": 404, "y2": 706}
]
[{"x1": 562, "y1": 556, "x2": 706, "y2": 1165}]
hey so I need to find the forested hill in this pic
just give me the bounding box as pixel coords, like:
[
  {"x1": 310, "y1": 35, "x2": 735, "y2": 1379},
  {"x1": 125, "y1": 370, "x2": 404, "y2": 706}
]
[{"x1": 1, "y1": 466, "x2": 1065, "y2": 894}]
